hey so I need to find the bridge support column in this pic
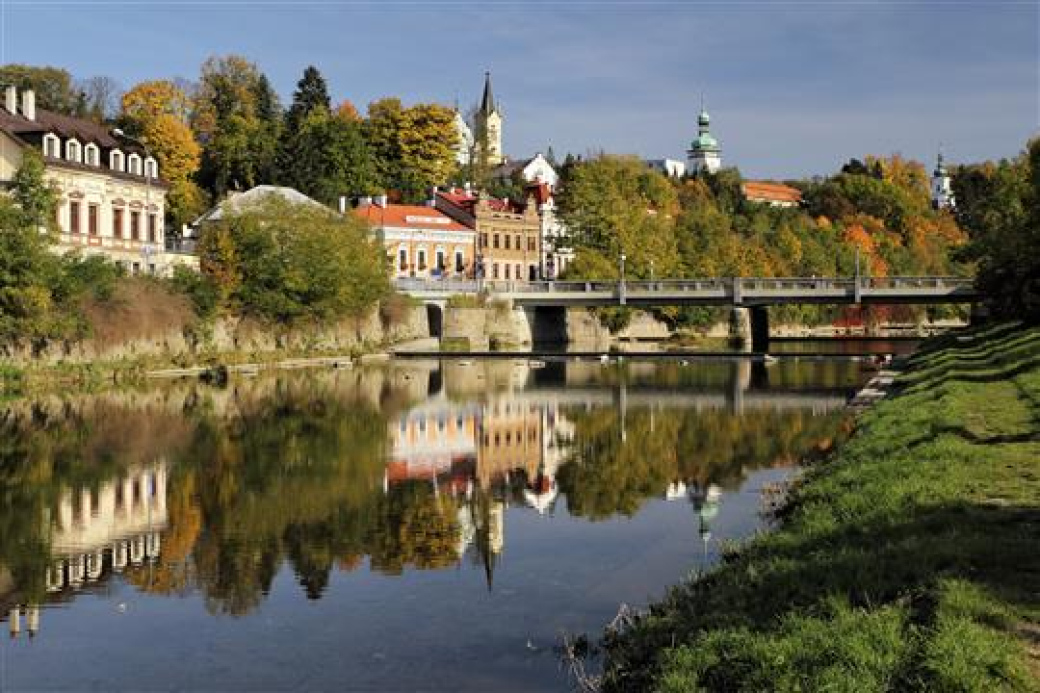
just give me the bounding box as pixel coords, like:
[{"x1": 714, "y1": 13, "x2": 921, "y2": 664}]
[
  {"x1": 750, "y1": 306, "x2": 770, "y2": 353},
  {"x1": 729, "y1": 307, "x2": 752, "y2": 352}
]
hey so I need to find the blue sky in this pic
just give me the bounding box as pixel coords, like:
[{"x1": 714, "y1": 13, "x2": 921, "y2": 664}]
[{"x1": 2, "y1": 1, "x2": 1036, "y2": 178}]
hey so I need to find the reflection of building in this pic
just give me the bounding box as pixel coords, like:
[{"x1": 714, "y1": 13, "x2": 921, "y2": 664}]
[
  {"x1": 386, "y1": 400, "x2": 480, "y2": 491},
  {"x1": 688, "y1": 483, "x2": 722, "y2": 554},
  {"x1": 4, "y1": 461, "x2": 168, "y2": 640},
  {"x1": 48, "y1": 461, "x2": 168, "y2": 591},
  {"x1": 477, "y1": 397, "x2": 543, "y2": 488}
]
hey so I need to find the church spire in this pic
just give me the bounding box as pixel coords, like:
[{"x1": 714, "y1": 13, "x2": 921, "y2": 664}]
[{"x1": 480, "y1": 71, "x2": 497, "y2": 115}]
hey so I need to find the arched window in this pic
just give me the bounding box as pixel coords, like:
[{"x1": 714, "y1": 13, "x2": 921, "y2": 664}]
[
  {"x1": 84, "y1": 144, "x2": 100, "y2": 167},
  {"x1": 398, "y1": 247, "x2": 408, "y2": 272},
  {"x1": 127, "y1": 153, "x2": 142, "y2": 176},
  {"x1": 43, "y1": 134, "x2": 61, "y2": 159},
  {"x1": 65, "y1": 139, "x2": 82, "y2": 163},
  {"x1": 109, "y1": 149, "x2": 125, "y2": 172},
  {"x1": 144, "y1": 157, "x2": 158, "y2": 179}
]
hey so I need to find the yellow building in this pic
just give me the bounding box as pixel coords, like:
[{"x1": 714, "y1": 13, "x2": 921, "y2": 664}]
[{"x1": 436, "y1": 189, "x2": 542, "y2": 283}]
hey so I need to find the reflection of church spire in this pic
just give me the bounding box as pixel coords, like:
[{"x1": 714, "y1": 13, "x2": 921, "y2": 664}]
[
  {"x1": 688, "y1": 483, "x2": 721, "y2": 558},
  {"x1": 470, "y1": 489, "x2": 505, "y2": 591}
]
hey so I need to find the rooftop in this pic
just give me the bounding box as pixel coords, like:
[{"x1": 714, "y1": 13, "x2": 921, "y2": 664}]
[{"x1": 355, "y1": 203, "x2": 472, "y2": 232}]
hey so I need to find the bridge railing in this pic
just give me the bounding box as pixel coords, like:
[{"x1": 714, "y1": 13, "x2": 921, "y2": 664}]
[{"x1": 394, "y1": 276, "x2": 977, "y2": 296}]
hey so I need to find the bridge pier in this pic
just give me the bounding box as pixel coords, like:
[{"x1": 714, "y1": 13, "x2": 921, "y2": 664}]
[{"x1": 729, "y1": 308, "x2": 752, "y2": 352}]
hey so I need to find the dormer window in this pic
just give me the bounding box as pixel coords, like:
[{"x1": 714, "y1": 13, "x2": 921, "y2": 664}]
[
  {"x1": 127, "y1": 153, "x2": 142, "y2": 176},
  {"x1": 144, "y1": 157, "x2": 158, "y2": 179},
  {"x1": 66, "y1": 139, "x2": 82, "y2": 163},
  {"x1": 84, "y1": 144, "x2": 100, "y2": 167},
  {"x1": 109, "y1": 149, "x2": 125, "y2": 172},
  {"x1": 43, "y1": 134, "x2": 60, "y2": 159}
]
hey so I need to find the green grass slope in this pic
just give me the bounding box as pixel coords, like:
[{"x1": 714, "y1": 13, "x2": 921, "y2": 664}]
[{"x1": 602, "y1": 322, "x2": 1040, "y2": 692}]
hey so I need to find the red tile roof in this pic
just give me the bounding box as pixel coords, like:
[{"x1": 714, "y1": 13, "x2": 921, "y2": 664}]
[
  {"x1": 354, "y1": 203, "x2": 471, "y2": 232},
  {"x1": 742, "y1": 181, "x2": 803, "y2": 204}
]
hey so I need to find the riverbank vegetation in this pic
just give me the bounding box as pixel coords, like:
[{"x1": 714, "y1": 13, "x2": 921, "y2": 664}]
[
  {"x1": 556, "y1": 154, "x2": 969, "y2": 332},
  {"x1": 597, "y1": 320, "x2": 1040, "y2": 690}
]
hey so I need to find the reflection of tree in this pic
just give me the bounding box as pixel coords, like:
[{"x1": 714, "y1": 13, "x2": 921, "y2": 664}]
[
  {"x1": 368, "y1": 481, "x2": 460, "y2": 575},
  {"x1": 557, "y1": 406, "x2": 844, "y2": 520}
]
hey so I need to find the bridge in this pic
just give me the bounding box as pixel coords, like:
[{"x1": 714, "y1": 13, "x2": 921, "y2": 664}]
[
  {"x1": 395, "y1": 276, "x2": 979, "y2": 307},
  {"x1": 395, "y1": 275, "x2": 979, "y2": 352}
]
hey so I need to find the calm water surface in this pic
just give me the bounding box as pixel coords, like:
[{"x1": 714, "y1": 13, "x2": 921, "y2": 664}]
[{"x1": 0, "y1": 357, "x2": 874, "y2": 691}]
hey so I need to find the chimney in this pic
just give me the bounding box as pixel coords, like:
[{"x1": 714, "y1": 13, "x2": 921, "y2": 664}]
[
  {"x1": 4, "y1": 85, "x2": 15, "y2": 114},
  {"x1": 338, "y1": 196, "x2": 348, "y2": 214},
  {"x1": 375, "y1": 194, "x2": 388, "y2": 208},
  {"x1": 21, "y1": 90, "x2": 35, "y2": 120}
]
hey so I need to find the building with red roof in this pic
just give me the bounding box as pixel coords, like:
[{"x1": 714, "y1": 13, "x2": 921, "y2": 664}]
[
  {"x1": 742, "y1": 181, "x2": 803, "y2": 208},
  {"x1": 355, "y1": 199, "x2": 476, "y2": 278}
]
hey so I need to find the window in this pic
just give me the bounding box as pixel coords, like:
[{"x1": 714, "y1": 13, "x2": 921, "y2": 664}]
[
  {"x1": 505, "y1": 264, "x2": 511, "y2": 280},
  {"x1": 85, "y1": 144, "x2": 99, "y2": 166},
  {"x1": 528, "y1": 237, "x2": 537, "y2": 252},
  {"x1": 113, "y1": 207, "x2": 124, "y2": 239},
  {"x1": 493, "y1": 263, "x2": 499, "y2": 279},
  {"x1": 455, "y1": 250, "x2": 464, "y2": 273},
  {"x1": 130, "y1": 211, "x2": 141, "y2": 241},
  {"x1": 481, "y1": 233, "x2": 488, "y2": 248},
  {"x1": 515, "y1": 234, "x2": 521, "y2": 249},
  {"x1": 69, "y1": 201, "x2": 81, "y2": 234},
  {"x1": 493, "y1": 233, "x2": 500, "y2": 249},
  {"x1": 66, "y1": 140, "x2": 81, "y2": 162},
  {"x1": 148, "y1": 214, "x2": 157, "y2": 243},
  {"x1": 417, "y1": 249, "x2": 427, "y2": 271},
  {"x1": 110, "y1": 150, "x2": 124, "y2": 172},
  {"x1": 44, "y1": 135, "x2": 60, "y2": 158},
  {"x1": 515, "y1": 264, "x2": 522, "y2": 280},
  {"x1": 398, "y1": 248, "x2": 408, "y2": 271},
  {"x1": 88, "y1": 204, "x2": 99, "y2": 236},
  {"x1": 128, "y1": 154, "x2": 141, "y2": 176},
  {"x1": 504, "y1": 234, "x2": 511, "y2": 250},
  {"x1": 145, "y1": 159, "x2": 157, "y2": 178}
]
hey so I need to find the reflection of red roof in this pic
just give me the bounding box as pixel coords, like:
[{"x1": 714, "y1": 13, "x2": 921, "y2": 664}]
[
  {"x1": 530, "y1": 474, "x2": 554, "y2": 494},
  {"x1": 742, "y1": 181, "x2": 803, "y2": 204},
  {"x1": 354, "y1": 203, "x2": 471, "y2": 232}
]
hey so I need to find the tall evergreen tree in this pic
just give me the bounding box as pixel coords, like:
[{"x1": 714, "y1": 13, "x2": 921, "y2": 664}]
[{"x1": 278, "y1": 66, "x2": 333, "y2": 192}]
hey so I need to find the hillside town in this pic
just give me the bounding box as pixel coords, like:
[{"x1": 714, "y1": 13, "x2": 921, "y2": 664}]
[{"x1": 0, "y1": 68, "x2": 957, "y2": 287}]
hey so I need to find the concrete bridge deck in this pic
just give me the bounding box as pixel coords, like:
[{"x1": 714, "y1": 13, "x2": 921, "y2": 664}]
[{"x1": 395, "y1": 276, "x2": 979, "y2": 307}]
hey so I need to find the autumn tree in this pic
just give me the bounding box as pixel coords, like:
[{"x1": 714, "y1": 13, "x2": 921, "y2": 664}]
[
  {"x1": 364, "y1": 98, "x2": 458, "y2": 200},
  {"x1": 120, "y1": 80, "x2": 207, "y2": 229}
]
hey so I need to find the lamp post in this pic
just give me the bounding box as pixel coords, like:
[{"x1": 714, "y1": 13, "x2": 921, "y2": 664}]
[
  {"x1": 649, "y1": 258, "x2": 655, "y2": 284},
  {"x1": 111, "y1": 128, "x2": 156, "y2": 274},
  {"x1": 619, "y1": 252, "x2": 627, "y2": 306}
]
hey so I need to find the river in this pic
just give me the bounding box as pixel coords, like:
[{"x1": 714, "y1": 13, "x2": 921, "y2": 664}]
[{"x1": 0, "y1": 352, "x2": 889, "y2": 691}]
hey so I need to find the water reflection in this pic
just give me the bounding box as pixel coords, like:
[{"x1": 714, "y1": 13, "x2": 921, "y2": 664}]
[{"x1": 0, "y1": 358, "x2": 857, "y2": 664}]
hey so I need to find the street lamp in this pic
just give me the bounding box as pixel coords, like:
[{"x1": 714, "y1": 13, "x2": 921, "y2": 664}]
[
  {"x1": 619, "y1": 252, "x2": 627, "y2": 306},
  {"x1": 649, "y1": 258, "x2": 655, "y2": 283},
  {"x1": 111, "y1": 128, "x2": 156, "y2": 273}
]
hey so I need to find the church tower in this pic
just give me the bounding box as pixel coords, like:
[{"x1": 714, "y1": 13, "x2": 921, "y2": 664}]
[
  {"x1": 931, "y1": 149, "x2": 955, "y2": 210},
  {"x1": 687, "y1": 107, "x2": 722, "y2": 174},
  {"x1": 475, "y1": 72, "x2": 504, "y2": 166}
]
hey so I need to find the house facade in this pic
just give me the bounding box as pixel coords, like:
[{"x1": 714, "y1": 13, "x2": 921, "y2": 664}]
[
  {"x1": 742, "y1": 181, "x2": 803, "y2": 208},
  {"x1": 356, "y1": 198, "x2": 477, "y2": 279},
  {"x1": 436, "y1": 189, "x2": 541, "y2": 283},
  {"x1": 0, "y1": 86, "x2": 180, "y2": 275}
]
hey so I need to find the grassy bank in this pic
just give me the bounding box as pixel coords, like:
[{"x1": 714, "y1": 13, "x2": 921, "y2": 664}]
[{"x1": 601, "y1": 321, "x2": 1040, "y2": 691}]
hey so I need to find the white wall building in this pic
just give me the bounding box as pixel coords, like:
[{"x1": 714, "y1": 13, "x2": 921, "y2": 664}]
[
  {"x1": 931, "y1": 150, "x2": 956, "y2": 210},
  {"x1": 647, "y1": 158, "x2": 687, "y2": 178},
  {"x1": 0, "y1": 86, "x2": 184, "y2": 275}
]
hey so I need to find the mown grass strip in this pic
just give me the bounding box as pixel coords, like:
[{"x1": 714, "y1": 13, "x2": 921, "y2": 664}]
[{"x1": 602, "y1": 323, "x2": 1040, "y2": 692}]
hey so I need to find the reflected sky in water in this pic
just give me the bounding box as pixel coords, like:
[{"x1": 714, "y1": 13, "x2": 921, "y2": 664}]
[{"x1": 0, "y1": 357, "x2": 868, "y2": 690}]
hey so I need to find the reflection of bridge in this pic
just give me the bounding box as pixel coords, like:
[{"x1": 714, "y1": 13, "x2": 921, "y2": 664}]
[
  {"x1": 396, "y1": 276, "x2": 978, "y2": 307},
  {"x1": 529, "y1": 387, "x2": 849, "y2": 413}
]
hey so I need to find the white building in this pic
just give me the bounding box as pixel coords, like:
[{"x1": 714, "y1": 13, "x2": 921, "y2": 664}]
[
  {"x1": 0, "y1": 86, "x2": 181, "y2": 275},
  {"x1": 687, "y1": 108, "x2": 722, "y2": 174},
  {"x1": 474, "y1": 72, "x2": 504, "y2": 166},
  {"x1": 931, "y1": 150, "x2": 955, "y2": 210},
  {"x1": 647, "y1": 158, "x2": 687, "y2": 178},
  {"x1": 492, "y1": 152, "x2": 559, "y2": 189},
  {"x1": 453, "y1": 108, "x2": 474, "y2": 166},
  {"x1": 355, "y1": 198, "x2": 477, "y2": 279}
]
